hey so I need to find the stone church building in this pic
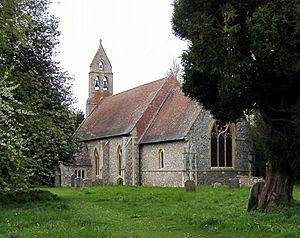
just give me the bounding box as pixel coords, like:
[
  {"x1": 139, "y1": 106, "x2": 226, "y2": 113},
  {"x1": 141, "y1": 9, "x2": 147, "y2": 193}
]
[{"x1": 60, "y1": 41, "x2": 252, "y2": 187}]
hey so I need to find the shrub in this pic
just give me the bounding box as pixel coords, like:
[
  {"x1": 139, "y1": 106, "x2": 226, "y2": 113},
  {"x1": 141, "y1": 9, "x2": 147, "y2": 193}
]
[{"x1": 0, "y1": 189, "x2": 58, "y2": 205}]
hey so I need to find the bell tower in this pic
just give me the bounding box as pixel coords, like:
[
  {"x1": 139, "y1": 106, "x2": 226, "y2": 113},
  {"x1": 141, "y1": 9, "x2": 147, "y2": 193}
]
[{"x1": 86, "y1": 39, "x2": 113, "y2": 116}]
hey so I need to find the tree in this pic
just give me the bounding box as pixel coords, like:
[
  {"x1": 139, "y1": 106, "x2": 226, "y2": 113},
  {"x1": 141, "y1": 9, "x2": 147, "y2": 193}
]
[
  {"x1": 172, "y1": 0, "x2": 300, "y2": 210},
  {"x1": 0, "y1": 72, "x2": 29, "y2": 193},
  {"x1": 166, "y1": 59, "x2": 183, "y2": 83},
  {"x1": 0, "y1": 0, "x2": 80, "y2": 187}
]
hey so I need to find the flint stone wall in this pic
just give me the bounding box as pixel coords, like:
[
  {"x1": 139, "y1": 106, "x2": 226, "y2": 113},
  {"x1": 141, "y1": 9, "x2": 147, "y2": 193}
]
[{"x1": 140, "y1": 141, "x2": 185, "y2": 187}]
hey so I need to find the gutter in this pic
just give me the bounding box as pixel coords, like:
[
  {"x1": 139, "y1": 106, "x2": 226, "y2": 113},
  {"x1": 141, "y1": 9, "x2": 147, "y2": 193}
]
[
  {"x1": 79, "y1": 132, "x2": 131, "y2": 142},
  {"x1": 139, "y1": 137, "x2": 185, "y2": 145}
]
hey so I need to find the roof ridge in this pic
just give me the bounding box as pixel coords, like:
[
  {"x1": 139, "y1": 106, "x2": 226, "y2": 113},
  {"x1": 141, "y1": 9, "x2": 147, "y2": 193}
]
[
  {"x1": 138, "y1": 88, "x2": 175, "y2": 144},
  {"x1": 76, "y1": 77, "x2": 175, "y2": 142},
  {"x1": 108, "y1": 77, "x2": 168, "y2": 98},
  {"x1": 139, "y1": 84, "x2": 203, "y2": 145},
  {"x1": 80, "y1": 78, "x2": 168, "y2": 133},
  {"x1": 126, "y1": 76, "x2": 171, "y2": 134}
]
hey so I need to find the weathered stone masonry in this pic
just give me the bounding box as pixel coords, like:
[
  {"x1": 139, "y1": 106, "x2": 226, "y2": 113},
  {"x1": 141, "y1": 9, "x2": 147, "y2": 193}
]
[{"x1": 60, "y1": 41, "x2": 252, "y2": 187}]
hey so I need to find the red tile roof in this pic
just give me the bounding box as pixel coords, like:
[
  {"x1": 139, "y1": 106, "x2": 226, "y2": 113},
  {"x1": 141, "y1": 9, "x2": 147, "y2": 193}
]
[
  {"x1": 76, "y1": 77, "x2": 171, "y2": 141},
  {"x1": 140, "y1": 86, "x2": 202, "y2": 144},
  {"x1": 87, "y1": 91, "x2": 111, "y2": 105}
]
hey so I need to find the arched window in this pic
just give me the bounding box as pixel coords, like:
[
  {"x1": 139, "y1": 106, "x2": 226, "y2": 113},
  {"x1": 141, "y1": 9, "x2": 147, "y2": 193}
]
[
  {"x1": 94, "y1": 148, "x2": 100, "y2": 176},
  {"x1": 117, "y1": 145, "x2": 122, "y2": 176},
  {"x1": 158, "y1": 149, "x2": 164, "y2": 169},
  {"x1": 95, "y1": 76, "x2": 100, "y2": 91},
  {"x1": 103, "y1": 76, "x2": 108, "y2": 91},
  {"x1": 99, "y1": 61, "x2": 104, "y2": 71},
  {"x1": 210, "y1": 121, "x2": 233, "y2": 168}
]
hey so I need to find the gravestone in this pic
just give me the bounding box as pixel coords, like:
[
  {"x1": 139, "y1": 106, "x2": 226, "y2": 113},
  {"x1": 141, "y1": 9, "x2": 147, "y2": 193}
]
[
  {"x1": 213, "y1": 182, "x2": 222, "y2": 188},
  {"x1": 184, "y1": 180, "x2": 196, "y2": 192},
  {"x1": 54, "y1": 175, "x2": 61, "y2": 187},
  {"x1": 92, "y1": 178, "x2": 102, "y2": 186},
  {"x1": 116, "y1": 177, "x2": 124, "y2": 185},
  {"x1": 74, "y1": 177, "x2": 84, "y2": 189},
  {"x1": 83, "y1": 178, "x2": 92, "y2": 186},
  {"x1": 247, "y1": 181, "x2": 265, "y2": 212},
  {"x1": 228, "y1": 178, "x2": 240, "y2": 188},
  {"x1": 70, "y1": 173, "x2": 76, "y2": 187},
  {"x1": 54, "y1": 167, "x2": 61, "y2": 187}
]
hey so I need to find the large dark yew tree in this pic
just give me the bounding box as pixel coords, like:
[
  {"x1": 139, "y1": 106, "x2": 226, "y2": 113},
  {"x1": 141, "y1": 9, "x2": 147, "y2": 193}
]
[
  {"x1": 172, "y1": 0, "x2": 300, "y2": 210},
  {"x1": 0, "y1": 0, "x2": 82, "y2": 192}
]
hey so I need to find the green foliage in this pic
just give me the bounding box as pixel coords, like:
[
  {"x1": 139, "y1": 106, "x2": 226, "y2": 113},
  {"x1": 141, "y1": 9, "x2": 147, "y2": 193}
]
[
  {"x1": 172, "y1": 0, "x2": 300, "y2": 122},
  {"x1": 0, "y1": 73, "x2": 29, "y2": 194},
  {"x1": 246, "y1": 110, "x2": 269, "y2": 176},
  {"x1": 288, "y1": 102, "x2": 300, "y2": 177},
  {"x1": 2, "y1": 186, "x2": 300, "y2": 237},
  {"x1": 172, "y1": 0, "x2": 300, "y2": 179},
  {"x1": 0, "y1": 189, "x2": 58, "y2": 205},
  {"x1": 0, "y1": 0, "x2": 84, "y2": 190}
]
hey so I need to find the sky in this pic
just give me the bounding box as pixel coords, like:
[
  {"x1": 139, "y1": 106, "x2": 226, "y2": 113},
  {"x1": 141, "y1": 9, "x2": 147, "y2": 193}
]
[{"x1": 49, "y1": 0, "x2": 187, "y2": 113}]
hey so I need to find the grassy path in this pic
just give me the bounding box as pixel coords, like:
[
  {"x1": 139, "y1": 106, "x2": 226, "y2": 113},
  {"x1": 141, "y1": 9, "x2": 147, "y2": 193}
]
[{"x1": 1, "y1": 186, "x2": 300, "y2": 237}]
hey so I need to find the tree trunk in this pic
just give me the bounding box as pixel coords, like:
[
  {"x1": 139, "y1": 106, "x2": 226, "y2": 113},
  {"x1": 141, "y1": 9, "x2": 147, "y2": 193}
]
[{"x1": 257, "y1": 162, "x2": 294, "y2": 211}]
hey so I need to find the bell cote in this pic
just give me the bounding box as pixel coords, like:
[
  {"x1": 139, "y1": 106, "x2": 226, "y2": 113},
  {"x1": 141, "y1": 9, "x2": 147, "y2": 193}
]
[{"x1": 86, "y1": 39, "x2": 113, "y2": 116}]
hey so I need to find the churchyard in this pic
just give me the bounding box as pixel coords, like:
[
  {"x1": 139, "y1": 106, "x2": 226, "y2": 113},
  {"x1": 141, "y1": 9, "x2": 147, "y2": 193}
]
[{"x1": 1, "y1": 185, "x2": 300, "y2": 238}]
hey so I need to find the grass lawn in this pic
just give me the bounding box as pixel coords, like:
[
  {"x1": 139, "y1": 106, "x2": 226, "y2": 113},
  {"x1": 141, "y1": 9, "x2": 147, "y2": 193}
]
[{"x1": 1, "y1": 185, "x2": 300, "y2": 238}]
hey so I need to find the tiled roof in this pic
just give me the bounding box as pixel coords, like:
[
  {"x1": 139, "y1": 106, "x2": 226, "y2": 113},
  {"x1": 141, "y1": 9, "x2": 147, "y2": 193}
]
[
  {"x1": 75, "y1": 78, "x2": 169, "y2": 141},
  {"x1": 87, "y1": 91, "x2": 111, "y2": 105},
  {"x1": 140, "y1": 86, "x2": 202, "y2": 144}
]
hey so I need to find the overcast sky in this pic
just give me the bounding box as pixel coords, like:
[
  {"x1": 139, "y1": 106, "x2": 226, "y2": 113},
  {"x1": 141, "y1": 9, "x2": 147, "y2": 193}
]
[{"x1": 50, "y1": 0, "x2": 187, "y2": 113}]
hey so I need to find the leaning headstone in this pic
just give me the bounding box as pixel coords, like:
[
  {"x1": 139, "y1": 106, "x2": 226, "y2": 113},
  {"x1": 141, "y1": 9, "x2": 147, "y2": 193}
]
[
  {"x1": 54, "y1": 175, "x2": 61, "y2": 187},
  {"x1": 116, "y1": 177, "x2": 124, "y2": 185},
  {"x1": 228, "y1": 178, "x2": 240, "y2": 188},
  {"x1": 74, "y1": 177, "x2": 84, "y2": 189},
  {"x1": 213, "y1": 182, "x2": 222, "y2": 188},
  {"x1": 83, "y1": 178, "x2": 92, "y2": 186},
  {"x1": 70, "y1": 173, "x2": 76, "y2": 187},
  {"x1": 184, "y1": 180, "x2": 196, "y2": 192},
  {"x1": 54, "y1": 167, "x2": 61, "y2": 187},
  {"x1": 247, "y1": 181, "x2": 265, "y2": 212}
]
